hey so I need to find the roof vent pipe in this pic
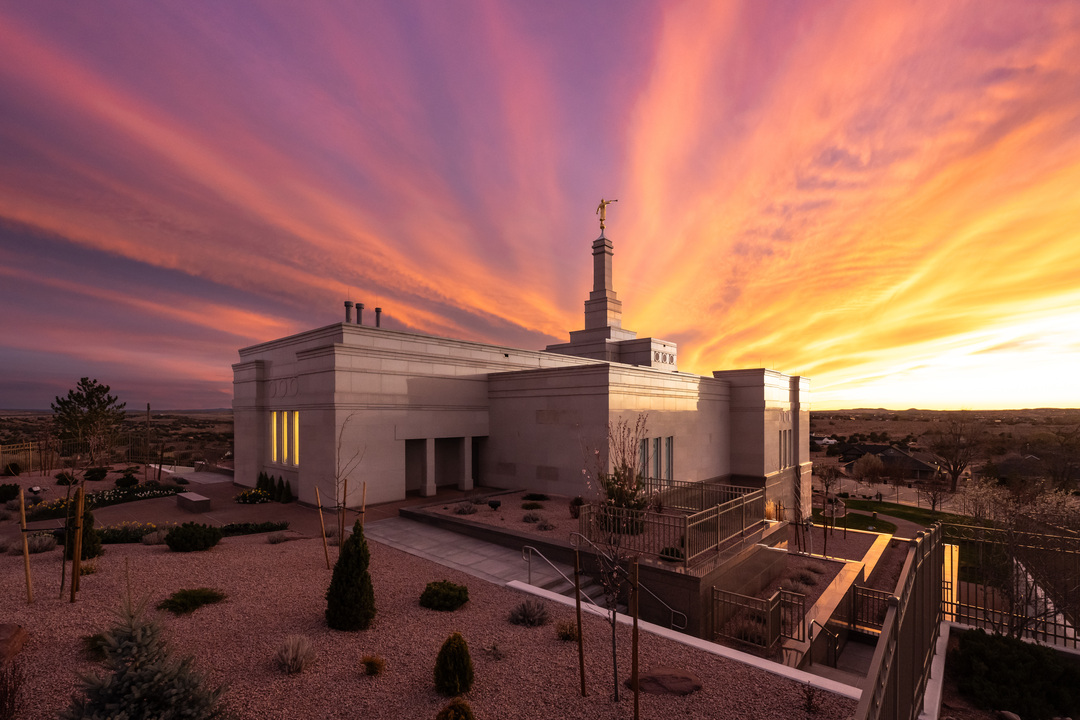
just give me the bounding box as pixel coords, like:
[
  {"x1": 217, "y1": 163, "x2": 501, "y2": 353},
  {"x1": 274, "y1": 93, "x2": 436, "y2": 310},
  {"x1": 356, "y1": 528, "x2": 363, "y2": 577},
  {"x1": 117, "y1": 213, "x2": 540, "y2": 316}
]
[
  {"x1": 375, "y1": 307, "x2": 382, "y2": 328},
  {"x1": 357, "y1": 303, "x2": 364, "y2": 325},
  {"x1": 344, "y1": 300, "x2": 354, "y2": 324}
]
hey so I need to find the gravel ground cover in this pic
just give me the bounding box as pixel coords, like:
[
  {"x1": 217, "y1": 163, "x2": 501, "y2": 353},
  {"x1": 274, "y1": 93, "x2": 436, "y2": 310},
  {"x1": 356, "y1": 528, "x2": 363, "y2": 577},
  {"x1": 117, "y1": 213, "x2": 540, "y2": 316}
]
[
  {"x1": 2, "y1": 532, "x2": 857, "y2": 720},
  {"x1": 429, "y1": 491, "x2": 584, "y2": 539},
  {"x1": 789, "y1": 524, "x2": 878, "y2": 563}
]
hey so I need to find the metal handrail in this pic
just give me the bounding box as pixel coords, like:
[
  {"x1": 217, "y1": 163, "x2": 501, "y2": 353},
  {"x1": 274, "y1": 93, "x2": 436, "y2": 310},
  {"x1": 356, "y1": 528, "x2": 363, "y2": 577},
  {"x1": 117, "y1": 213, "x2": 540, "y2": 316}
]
[
  {"x1": 808, "y1": 619, "x2": 839, "y2": 667},
  {"x1": 520, "y1": 545, "x2": 606, "y2": 614},
  {"x1": 569, "y1": 531, "x2": 688, "y2": 630}
]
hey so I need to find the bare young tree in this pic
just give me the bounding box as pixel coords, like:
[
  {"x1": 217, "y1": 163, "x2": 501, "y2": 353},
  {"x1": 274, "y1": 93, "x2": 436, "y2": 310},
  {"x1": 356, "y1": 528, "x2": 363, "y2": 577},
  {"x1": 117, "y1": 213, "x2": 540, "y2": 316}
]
[
  {"x1": 581, "y1": 413, "x2": 650, "y2": 702},
  {"x1": 333, "y1": 413, "x2": 366, "y2": 539},
  {"x1": 916, "y1": 474, "x2": 951, "y2": 512},
  {"x1": 925, "y1": 414, "x2": 985, "y2": 492}
]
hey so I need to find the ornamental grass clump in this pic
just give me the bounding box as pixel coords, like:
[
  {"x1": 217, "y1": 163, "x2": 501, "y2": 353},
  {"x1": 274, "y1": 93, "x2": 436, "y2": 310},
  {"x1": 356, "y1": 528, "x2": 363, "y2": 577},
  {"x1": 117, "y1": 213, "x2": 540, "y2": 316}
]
[
  {"x1": 25, "y1": 532, "x2": 57, "y2": 554},
  {"x1": 60, "y1": 592, "x2": 224, "y2": 720},
  {"x1": 420, "y1": 580, "x2": 469, "y2": 612},
  {"x1": 326, "y1": 519, "x2": 376, "y2": 631},
  {"x1": 508, "y1": 598, "x2": 550, "y2": 627},
  {"x1": 433, "y1": 632, "x2": 474, "y2": 697},
  {"x1": 360, "y1": 655, "x2": 385, "y2": 676},
  {"x1": 276, "y1": 635, "x2": 315, "y2": 674}
]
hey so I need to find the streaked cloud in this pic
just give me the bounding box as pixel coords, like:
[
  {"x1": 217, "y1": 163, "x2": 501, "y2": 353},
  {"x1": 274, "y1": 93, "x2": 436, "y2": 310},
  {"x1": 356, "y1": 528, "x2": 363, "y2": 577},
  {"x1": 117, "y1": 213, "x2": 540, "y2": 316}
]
[{"x1": 0, "y1": 1, "x2": 1077, "y2": 410}]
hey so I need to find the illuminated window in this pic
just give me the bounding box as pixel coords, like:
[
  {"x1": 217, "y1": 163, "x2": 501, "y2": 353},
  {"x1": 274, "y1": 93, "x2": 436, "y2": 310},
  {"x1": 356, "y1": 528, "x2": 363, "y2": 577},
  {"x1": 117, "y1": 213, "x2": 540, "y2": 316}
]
[
  {"x1": 281, "y1": 411, "x2": 289, "y2": 464},
  {"x1": 271, "y1": 413, "x2": 278, "y2": 463},
  {"x1": 292, "y1": 412, "x2": 300, "y2": 466}
]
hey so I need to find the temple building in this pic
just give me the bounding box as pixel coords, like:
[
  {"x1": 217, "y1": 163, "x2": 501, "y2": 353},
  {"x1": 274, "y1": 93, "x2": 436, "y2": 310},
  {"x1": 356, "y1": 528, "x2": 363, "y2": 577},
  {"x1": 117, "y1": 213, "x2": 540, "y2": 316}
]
[{"x1": 232, "y1": 218, "x2": 811, "y2": 517}]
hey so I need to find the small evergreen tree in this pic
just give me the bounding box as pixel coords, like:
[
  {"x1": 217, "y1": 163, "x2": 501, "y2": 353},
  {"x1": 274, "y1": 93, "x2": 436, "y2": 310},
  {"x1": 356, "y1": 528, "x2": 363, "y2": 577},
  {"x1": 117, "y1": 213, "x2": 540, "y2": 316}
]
[
  {"x1": 433, "y1": 632, "x2": 474, "y2": 696},
  {"x1": 283, "y1": 480, "x2": 294, "y2": 503},
  {"x1": 325, "y1": 519, "x2": 376, "y2": 630},
  {"x1": 60, "y1": 591, "x2": 224, "y2": 719},
  {"x1": 276, "y1": 477, "x2": 286, "y2": 502},
  {"x1": 65, "y1": 507, "x2": 103, "y2": 561}
]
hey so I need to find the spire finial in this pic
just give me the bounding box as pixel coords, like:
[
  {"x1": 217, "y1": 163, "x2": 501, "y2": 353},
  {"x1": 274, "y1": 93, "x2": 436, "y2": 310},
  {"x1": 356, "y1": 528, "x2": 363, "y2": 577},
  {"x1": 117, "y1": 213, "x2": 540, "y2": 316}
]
[{"x1": 596, "y1": 198, "x2": 618, "y2": 231}]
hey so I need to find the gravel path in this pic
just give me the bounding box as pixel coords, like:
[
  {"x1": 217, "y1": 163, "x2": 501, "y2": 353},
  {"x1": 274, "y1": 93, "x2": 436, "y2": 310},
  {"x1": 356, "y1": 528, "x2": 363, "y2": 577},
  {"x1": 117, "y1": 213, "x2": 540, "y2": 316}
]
[{"x1": 2, "y1": 533, "x2": 857, "y2": 720}]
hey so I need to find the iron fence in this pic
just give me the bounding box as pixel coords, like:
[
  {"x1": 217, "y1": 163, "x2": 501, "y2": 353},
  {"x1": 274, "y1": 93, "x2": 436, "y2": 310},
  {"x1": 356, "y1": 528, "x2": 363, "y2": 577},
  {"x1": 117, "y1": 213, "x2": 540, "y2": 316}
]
[
  {"x1": 855, "y1": 524, "x2": 944, "y2": 720},
  {"x1": 577, "y1": 487, "x2": 766, "y2": 569},
  {"x1": 942, "y1": 523, "x2": 1080, "y2": 648},
  {"x1": 639, "y1": 477, "x2": 759, "y2": 513},
  {"x1": 852, "y1": 586, "x2": 894, "y2": 631},
  {"x1": 712, "y1": 587, "x2": 806, "y2": 649}
]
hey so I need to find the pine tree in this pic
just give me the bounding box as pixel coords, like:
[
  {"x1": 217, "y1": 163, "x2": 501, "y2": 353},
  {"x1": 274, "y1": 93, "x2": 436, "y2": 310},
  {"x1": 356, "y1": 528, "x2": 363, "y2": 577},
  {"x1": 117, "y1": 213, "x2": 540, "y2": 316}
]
[
  {"x1": 283, "y1": 480, "x2": 294, "y2": 503},
  {"x1": 434, "y1": 632, "x2": 474, "y2": 696},
  {"x1": 276, "y1": 477, "x2": 286, "y2": 503},
  {"x1": 65, "y1": 507, "x2": 103, "y2": 561},
  {"x1": 325, "y1": 518, "x2": 376, "y2": 631},
  {"x1": 60, "y1": 591, "x2": 224, "y2": 719}
]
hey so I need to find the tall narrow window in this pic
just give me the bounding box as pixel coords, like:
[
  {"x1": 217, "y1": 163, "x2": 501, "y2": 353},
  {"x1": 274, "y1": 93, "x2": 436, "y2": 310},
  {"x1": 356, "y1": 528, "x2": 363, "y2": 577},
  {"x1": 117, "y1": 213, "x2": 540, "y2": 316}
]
[
  {"x1": 664, "y1": 436, "x2": 673, "y2": 481},
  {"x1": 270, "y1": 413, "x2": 278, "y2": 463},
  {"x1": 292, "y1": 411, "x2": 300, "y2": 466},
  {"x1": 779, "y1": 430, "x2": 784, "y2": 469},
  {"x1": 652, "y1": 437, "x2": 661, "y2": 478},
  {"x1": 639, "y1": 439, "x2": 648, "y2": 476},
  {"x1": 281, "y1": 411, "x2": 289, "y2": 464}
]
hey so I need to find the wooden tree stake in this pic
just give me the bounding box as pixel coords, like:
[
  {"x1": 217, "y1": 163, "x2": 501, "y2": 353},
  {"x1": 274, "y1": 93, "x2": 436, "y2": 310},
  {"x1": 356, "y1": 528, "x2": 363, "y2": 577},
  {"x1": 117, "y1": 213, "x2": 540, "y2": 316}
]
[
  {"x1": 632, "y1": 558, "x2": 640, "y2": 720},
  {"x1": 315, "y1": 486, "x2": 331, "y2": 570},
  {"x1": 70, "y1": 486, "x2": 85, "y2": 601},
  {"x1": 360, "y1": 482, "x2": 367, "y2": 528},
  {"x1": 19, "y1": 488, "x2": 32, "y2": 604},
  {"x1": 575, "y1": 549, "x2": 586, "y2": 696}
]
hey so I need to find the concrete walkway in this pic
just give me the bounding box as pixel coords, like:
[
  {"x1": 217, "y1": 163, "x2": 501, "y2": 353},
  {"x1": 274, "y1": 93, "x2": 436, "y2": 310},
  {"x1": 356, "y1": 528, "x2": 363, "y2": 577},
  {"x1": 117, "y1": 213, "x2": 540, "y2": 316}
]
[{"x1": 365, "y1": 516, "x2": 572, "y2": 588}]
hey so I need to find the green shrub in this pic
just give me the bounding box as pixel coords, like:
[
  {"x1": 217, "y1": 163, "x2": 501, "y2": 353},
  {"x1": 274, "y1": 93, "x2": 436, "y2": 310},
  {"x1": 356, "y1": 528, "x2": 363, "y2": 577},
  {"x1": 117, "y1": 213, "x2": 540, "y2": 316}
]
[
  {"x1": 56, "y1": 472, "x2": 77, "y2": 486},
  {"x1": 361, "y1": 655, "x2": 385, "y2": 676},
  {"x1": 436, "y1": 698, "x2": 475, "y2": 720},
  {"x1": 64, "y1": 508, "x2": 103, "y2": 561},
  {"x1": 2, "y1": 461, "x2": 21, "y2": 477},
  {"x1": 522, "y1": 493, "x2": 549, "y2": 501},
  {"x1": 0, "y1": 483, "x2": 19, "y2": 503},
  {"x1": 283, "y1": 480, "x2": 294, "y2": 503},
  {"x1": 536, "y1": 518, "x2": 556, "y2": 531},
  {"x1": 81, "y1": 633, "x2": 109, "y2": 662},
  {"x1": 276, "y1": 477, "x2": 285, "y2": 502},
  {"x1": 420, "y1": 580, "x2": 469, "y2": 612},
  {"x1": 508, "y1": 598, "x2": 549, "y2": 627},
  {"x1": 165, "y1": 523, "x2": 222, "y2": 552},
  {"x1": 556, "y1": 620, "x2": 579, "y2": 642},
  {"x1": 326, "y1": 519, "x2": 376, "y2": 631},
  {"x1": 98, "y1": 522, "x2": 163, "y2": 544},
  {"x1": 522, "y1": 512, "x2": 541, "y2": 524},
  {"x1": 60, "y1": 593, "x2": 224, "y2": 720},
  {"x1": 221, "y1": 521, "x2": 288, "y2": 537},
  {"x1": 275, "y1": 635, "x2": 314, "y2": 674},
  {"x1": 114, "y1": 475, "x2": 138, "y2": 489},
  {"x1": 433, "y1": 632, "x2": 474, "y2": 696},
  {"x1": 950, "y1": 629, "x2": 1080, "y2": 719},
  {"x1": 234, "y1": 488, "x2": 271, "y2": 504},
  {"x1": 453, "y1": 502, "x2": 478, "y2": 515},
  {"x1": 521, "y1": 501, "x2": 544, "y2": 510},
  {"x1": 157, "y1": 588, "x2": 226, "y2": 615},
  {"x1": 569, "y1": 495, "x2": 585, "y2": 518},
  {"x1": 84, "y1": 467, "x2": 108, "y2": 483}
]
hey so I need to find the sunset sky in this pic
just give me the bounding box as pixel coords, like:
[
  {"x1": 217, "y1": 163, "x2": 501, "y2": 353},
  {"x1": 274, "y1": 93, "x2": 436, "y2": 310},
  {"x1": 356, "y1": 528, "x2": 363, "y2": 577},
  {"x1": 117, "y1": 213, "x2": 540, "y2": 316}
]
[{"x1": 2, "y1": 1, "x2": 1079, "y2": 411}]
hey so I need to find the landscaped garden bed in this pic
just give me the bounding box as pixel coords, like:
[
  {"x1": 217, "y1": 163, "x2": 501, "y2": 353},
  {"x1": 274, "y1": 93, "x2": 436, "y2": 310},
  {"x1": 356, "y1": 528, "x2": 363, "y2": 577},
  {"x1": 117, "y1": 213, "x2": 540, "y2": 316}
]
[{"x1": 1, "y1": 530, "x2": 858, "y2": 719}]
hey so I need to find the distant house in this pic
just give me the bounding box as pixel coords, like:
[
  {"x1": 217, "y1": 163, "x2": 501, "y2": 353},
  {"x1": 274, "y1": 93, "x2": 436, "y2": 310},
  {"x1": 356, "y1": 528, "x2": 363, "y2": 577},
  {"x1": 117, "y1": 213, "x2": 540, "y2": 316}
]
[{"x1": 840, "y1": 444, "x2": 940, "y2": 481}]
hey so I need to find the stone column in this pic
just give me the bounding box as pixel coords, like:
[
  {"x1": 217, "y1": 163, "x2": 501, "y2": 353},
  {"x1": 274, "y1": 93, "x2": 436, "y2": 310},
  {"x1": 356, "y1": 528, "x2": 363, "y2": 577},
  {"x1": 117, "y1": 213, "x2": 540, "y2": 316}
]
[
  {"x1": 460, "y1": 437, "x2": 473, "y2": 492},
  {"x1": 422, "y1": 438, "x2": 437, "y2": 497}
]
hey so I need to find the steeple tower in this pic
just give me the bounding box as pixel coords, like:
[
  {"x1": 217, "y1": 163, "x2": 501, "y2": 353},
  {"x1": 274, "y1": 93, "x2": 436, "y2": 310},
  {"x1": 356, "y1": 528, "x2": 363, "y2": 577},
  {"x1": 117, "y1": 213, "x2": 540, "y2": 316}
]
[{"x1": 584, "y1": 231, "x2": 623, "y2": 330}]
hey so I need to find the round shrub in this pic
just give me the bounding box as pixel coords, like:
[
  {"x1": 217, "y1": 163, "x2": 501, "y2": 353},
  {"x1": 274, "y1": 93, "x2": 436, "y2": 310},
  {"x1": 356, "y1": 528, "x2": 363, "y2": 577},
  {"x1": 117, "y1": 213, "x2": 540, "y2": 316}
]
[
  {"x1": 522, "y1": 512, "x2": 542, "y2": 524},
  {"x1": 84, "y1": 467, "x2": 109, "y2": 483},
  {"x1": 0, "y1": 483, "x2": 19, "y2": 503},
  {"x1": 420, "y1": 580, "x2": 469, "y2": 612},
  {"x1": 56, "y1": 472, "x2": 77, "y2": 486},
  {"x1": 434, "y1": 632, "x2": 474, "y2": 696},
  {"x1": 115, "y1": 475, "x2": 138, "y2": 489},
  {"x1": 165, "y1": 522, "x2": 222, "y2": 552},
  {"x1": 3, "y1": 461, "x2": 21, "y2": 477},
  {"x1": 522, "y1": 492, "x2": 549, "y2": 501},
  {"x1": 436, "y1": 698, "x2": 475, "y2": 720},
  {"x1": 521, "y1": 501, "x2": 544, "y2": 510},
  {"x1": 569, "y1": 496, "x2": 585, "y2": 519},
  {"x1": 325, "y1": 519, "x2": 376, "y2": 631}
]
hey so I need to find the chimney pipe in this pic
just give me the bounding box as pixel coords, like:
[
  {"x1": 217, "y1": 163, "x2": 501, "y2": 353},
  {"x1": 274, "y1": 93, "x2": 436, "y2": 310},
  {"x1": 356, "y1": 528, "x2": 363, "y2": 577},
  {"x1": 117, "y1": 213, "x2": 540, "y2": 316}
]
[
  {"x1": 357, "y1": 303, "x2": 364, "y2": 325},
  {"x1": 375, "y1": 307, "x2": 382, "y2": 328},
  {"x1": 343, "y1": 300, "x2": 354, "y2": 324}
]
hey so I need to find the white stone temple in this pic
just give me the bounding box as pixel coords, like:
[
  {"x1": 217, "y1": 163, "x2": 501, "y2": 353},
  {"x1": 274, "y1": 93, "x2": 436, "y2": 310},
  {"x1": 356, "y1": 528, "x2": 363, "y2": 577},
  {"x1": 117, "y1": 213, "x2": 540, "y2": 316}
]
[{"x1": 233, "y1": 222, "x2": 811, "y2": 516}]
